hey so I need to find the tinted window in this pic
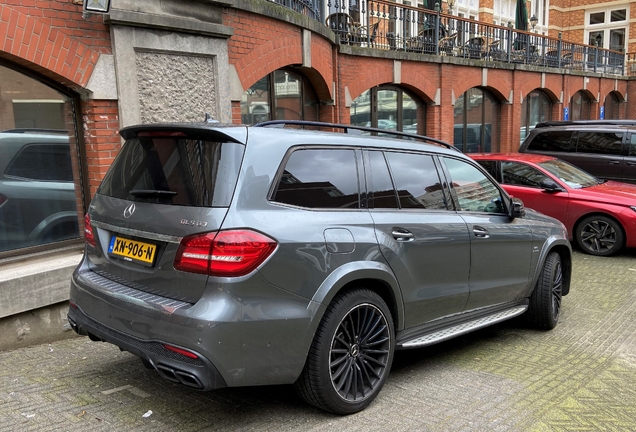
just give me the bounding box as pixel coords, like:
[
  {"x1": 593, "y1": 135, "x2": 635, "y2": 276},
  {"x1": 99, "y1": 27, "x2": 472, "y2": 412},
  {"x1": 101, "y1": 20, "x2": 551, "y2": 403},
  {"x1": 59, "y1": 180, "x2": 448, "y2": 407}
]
[
  {"x1": 527, "y1": 130, "x2": 574, "y2": 152},
  {"x1": 6, "y1": 143, "x2": 73, "y2": 181},
  {"x1": 98, "y1": 137, "x2": 244, "y2": 207},
  {"x1": 273, "y1": 149, "x2": 359, "y2": 209},
  {"x1": 576, "y1": 132, "x2": 623, "y2": 155},
  {"x1": 501, "y1": 162, "x2": 549, "y2": 187},
  {"x1": 368, "y1": 151, "x2": 398, "y2": 209},
  {"x1": 384, "y1": 152, "x2": 447, "y2": 210},
  {"x1": 444, "y1": 158, "x2": 504, "y2": 213},
  {"x1": 630, "y1": 134, "x2": 636, "y2": 156},
  {"x1": 477, "y1": 160, "x2": 500, "y2": 181}
]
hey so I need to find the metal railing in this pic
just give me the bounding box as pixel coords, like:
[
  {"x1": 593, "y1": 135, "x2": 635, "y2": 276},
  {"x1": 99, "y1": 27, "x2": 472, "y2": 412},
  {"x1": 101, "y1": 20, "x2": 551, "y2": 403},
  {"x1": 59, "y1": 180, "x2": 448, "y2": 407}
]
[
  {"x1": 270, "y1": 0, "x2": 321, "y2": 21},
  {"x1": 323, "y1": 0, "x2": 626, "y2": 75}
]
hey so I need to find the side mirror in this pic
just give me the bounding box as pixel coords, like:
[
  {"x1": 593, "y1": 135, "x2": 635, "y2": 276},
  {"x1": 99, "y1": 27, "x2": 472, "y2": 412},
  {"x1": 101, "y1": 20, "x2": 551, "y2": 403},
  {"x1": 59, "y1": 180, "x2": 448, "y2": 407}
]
[
  {"x1": 508, "y1": 197, "x2": 526, "y2": 220},
  {"x1": 540, "y1": 179, "x2": 564, "y2": 192}
]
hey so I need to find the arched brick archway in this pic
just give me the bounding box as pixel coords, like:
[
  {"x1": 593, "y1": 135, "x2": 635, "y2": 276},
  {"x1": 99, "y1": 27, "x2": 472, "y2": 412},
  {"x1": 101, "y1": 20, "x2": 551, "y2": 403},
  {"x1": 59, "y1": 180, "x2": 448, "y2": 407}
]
[{"x1": 0, "y1": 5, "x2": 99, "y2": 90}]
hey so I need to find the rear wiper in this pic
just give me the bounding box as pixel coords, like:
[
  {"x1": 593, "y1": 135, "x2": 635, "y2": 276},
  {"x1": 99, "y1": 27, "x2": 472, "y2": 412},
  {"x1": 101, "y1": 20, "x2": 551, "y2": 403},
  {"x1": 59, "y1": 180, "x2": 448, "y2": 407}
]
[{"x1": 129, "y1": 189, "x2": 177, "y2": 197}]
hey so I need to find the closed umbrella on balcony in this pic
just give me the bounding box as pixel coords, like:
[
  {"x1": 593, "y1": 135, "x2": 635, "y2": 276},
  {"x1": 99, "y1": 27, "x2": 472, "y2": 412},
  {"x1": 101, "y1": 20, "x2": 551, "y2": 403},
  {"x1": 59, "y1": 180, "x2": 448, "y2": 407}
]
[{"x1": 514, "y1": 0, "x2": 528, "y2": 49}]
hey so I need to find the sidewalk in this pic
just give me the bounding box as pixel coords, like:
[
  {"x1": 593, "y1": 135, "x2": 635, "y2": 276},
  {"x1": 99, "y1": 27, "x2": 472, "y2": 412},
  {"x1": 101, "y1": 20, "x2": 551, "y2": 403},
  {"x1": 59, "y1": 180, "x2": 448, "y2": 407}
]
[{"x1": 1, "y1": 249, "x2": 635, "y2": 431}]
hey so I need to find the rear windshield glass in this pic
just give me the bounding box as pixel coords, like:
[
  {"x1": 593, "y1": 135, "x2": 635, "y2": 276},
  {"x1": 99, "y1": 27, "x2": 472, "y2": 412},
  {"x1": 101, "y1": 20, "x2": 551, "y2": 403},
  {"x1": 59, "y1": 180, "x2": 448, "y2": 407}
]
[{"x1": 98, "y1": 136, "x2": 244, "y2": 207}]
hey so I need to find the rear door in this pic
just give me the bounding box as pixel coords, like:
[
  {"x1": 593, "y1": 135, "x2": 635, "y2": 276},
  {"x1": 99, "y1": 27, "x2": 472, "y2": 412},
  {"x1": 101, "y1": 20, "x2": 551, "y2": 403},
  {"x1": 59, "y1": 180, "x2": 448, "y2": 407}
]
[
  {"x1": 366, "y1": 150, "x2": 471, "y2": 329},
  {"x1": 441, "y1": 157, "x2": 533, "y2": 312},
  {"x1": 571, "y1": 130, "x2": 624, "y2": 181},
  {"x1": 87, "y1": 129, "x2": 246, "y2": 304}
]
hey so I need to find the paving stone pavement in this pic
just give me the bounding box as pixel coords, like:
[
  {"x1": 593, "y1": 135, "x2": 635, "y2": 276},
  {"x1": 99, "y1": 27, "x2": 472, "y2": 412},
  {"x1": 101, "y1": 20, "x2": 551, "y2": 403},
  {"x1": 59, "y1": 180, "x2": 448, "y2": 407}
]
[{"x1": 1, "y1": 248, "x2": 635, "y2": 431}]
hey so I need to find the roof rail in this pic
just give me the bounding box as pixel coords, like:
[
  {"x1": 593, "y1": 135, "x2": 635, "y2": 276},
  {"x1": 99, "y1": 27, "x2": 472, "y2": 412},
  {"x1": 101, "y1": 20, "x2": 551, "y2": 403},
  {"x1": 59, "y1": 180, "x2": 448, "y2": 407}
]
[
  {"x1": 1, "y1": 128, "x2": 69, "y2": 134},
  {"x1": 535, "y1": 120, "x2": 636, "y2": 128},
  {"x1": 253, "y1": 120, "x2": 461, "y2": 152}
]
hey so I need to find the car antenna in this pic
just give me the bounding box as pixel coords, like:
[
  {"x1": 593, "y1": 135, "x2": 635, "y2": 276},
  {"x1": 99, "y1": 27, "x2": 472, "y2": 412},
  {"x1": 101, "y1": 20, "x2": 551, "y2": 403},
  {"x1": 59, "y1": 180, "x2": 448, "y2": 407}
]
[{"x1": 204, "y1": 113, "x2": 219, "y2": 124}]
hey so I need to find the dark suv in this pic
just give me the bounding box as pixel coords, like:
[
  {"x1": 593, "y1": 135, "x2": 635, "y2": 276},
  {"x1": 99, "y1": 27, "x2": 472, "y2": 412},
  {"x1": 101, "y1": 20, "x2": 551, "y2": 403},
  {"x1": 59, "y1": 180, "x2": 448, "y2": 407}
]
[
  {"x1": 68, "y1": 120, "x2": 571, "y2": 414},
  {"x1": 519, "y1": 123, "x2": 636, "y2": 184}
]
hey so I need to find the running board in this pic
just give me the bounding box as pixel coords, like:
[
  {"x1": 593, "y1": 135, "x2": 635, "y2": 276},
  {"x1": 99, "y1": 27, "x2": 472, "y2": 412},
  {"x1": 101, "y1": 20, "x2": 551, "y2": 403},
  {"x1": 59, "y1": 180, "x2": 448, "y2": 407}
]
[{"x1": 398, "y1": 305, "x2": 528, "y2": 349}]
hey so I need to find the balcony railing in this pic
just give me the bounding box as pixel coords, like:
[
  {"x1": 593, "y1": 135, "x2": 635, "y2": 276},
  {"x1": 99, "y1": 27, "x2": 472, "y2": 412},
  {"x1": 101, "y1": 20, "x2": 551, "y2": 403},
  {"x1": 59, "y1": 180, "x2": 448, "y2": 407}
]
[
  {"x1": 324, "y1": 0, "x2": 626, "y2": 75},
  {"x1": 270, "y1": 0, "x2": 321, "y2": 20}
]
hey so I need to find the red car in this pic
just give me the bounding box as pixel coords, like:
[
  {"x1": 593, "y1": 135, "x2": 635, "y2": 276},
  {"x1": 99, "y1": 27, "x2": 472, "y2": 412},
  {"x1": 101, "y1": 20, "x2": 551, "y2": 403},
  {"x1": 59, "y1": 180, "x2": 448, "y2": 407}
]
[{"x1": 471, "y1": 153, "x2": 636, "y2": 256}]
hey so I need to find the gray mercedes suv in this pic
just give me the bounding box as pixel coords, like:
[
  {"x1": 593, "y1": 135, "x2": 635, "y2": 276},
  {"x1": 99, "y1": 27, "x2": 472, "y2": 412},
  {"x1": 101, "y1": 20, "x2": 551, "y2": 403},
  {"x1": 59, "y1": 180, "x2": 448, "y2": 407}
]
[{"x1": 68, "y1": 120, "x2": 572, "y2": 414}]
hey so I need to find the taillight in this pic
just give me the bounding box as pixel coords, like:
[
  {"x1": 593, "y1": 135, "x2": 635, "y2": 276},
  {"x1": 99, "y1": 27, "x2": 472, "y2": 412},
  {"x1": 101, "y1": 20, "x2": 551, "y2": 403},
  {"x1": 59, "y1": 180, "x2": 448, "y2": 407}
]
[
  {"x1": 174, "y1": 230, "x2": 277, "y2": 277},
  {"x1": 84, "y1": 213, "x2": 96, "y2": 247},
  {"x1": 163, "y1": 344, "x2": 198, "y2": 359}
]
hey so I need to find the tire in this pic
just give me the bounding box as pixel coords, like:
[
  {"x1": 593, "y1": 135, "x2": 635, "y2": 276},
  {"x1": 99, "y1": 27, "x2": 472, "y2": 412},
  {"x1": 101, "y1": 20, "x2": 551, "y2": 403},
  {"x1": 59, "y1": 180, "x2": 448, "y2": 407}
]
[
  {"x1": 575, "y1": 215, "x2": 624, "y2": 256},
  {"x1": 526, "y1": 251, "x2": 563, "y2": 330},
  {"x1": 295, "y1": 289, "x2": 395, "y2": 415}
]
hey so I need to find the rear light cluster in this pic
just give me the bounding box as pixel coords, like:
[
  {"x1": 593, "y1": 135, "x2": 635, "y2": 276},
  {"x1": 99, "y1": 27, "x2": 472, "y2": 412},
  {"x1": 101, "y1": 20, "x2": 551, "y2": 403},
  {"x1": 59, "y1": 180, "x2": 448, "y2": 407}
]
[
  {"x1": 84, "y1": 213, "x2": 96, "y2": 247},
  {"x1": 174, "y1": 230, "x2": 277, "y2": 277}
]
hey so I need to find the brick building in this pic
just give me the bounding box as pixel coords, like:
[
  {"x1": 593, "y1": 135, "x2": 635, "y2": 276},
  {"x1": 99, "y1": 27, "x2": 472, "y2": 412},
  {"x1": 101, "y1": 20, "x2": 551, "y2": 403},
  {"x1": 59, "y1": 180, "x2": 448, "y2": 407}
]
[{"x1": 0, "y1": 0, "x2": 634, "y2": 346}]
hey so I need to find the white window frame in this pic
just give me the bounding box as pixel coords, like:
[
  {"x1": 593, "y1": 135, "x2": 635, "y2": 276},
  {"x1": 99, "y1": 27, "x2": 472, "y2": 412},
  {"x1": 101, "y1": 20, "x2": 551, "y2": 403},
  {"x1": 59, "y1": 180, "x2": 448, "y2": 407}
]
[{"x1": 584, "y1": 5, "x2": 629, "y2": 52}]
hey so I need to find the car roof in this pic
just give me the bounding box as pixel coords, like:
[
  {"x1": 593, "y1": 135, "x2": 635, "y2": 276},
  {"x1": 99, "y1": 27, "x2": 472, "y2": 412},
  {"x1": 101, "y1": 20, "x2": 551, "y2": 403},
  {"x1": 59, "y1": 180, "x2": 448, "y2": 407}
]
[
  {"x1": 530, "y1": 123, "x2": 635, "y2": 132},
  {"x1": 470, "y1": 153, "x2": 557, "y2": 163}
]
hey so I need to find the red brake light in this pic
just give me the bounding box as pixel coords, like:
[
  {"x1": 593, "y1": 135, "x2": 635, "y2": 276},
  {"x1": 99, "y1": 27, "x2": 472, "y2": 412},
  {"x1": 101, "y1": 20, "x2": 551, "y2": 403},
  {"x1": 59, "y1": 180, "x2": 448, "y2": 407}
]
[
  {"x1": 84, "y1": 213, "x2": 96, "y2": 247},
  {"x1": 174, "y1": 230, "x2": 277, "y2": 277}
]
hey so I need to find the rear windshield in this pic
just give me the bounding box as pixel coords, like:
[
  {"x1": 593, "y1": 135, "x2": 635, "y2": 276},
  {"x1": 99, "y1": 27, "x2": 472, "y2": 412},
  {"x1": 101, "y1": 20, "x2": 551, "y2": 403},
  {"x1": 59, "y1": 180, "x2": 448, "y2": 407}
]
[{"x1": 98, "y1": 136, "x2": 244, "y2": 207}]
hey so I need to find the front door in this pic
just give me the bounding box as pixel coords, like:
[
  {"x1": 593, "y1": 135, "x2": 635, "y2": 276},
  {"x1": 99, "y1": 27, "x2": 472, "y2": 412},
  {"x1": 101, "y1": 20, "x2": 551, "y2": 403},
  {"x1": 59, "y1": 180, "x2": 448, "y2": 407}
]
[{"x1": 442, "y1": 157, "x2": 534, "y2": 312}]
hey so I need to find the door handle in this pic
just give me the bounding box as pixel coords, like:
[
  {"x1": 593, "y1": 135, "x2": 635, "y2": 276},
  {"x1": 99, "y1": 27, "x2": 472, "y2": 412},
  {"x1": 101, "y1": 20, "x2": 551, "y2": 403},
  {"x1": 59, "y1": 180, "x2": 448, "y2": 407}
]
[
  {"x1": 608, "y1": 160, "x2": 621, "y2": 165},
  {"x1": 627, "y1": 162, "x2": 636, "y2": 166},
  {"x1": 392, "y1": 229, "x2": 414, "y2": 241},
  {"x1": 473, "y1": 226, "x2": 489, "y2": 238}
]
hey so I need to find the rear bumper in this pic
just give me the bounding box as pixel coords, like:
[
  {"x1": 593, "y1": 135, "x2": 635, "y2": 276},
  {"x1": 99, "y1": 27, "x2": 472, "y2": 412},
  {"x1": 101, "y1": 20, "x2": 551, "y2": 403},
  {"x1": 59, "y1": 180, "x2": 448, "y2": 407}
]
[{"x1": 68, "y1": 305, "x2": 226, "y2": 391}]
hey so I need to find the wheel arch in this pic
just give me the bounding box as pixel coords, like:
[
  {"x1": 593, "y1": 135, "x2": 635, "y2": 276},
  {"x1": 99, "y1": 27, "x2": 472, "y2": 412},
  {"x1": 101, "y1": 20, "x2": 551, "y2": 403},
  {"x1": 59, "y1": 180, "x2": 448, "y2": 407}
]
[
  {"x1": 573, "y1": 212, "x2": 626, "y2": 240},
  {"x1": 529, "y1": 238, "x2": 572, "y2": 297},
  {"x1": 309, "y1": 262, "x2": 405, "y2": 332}
]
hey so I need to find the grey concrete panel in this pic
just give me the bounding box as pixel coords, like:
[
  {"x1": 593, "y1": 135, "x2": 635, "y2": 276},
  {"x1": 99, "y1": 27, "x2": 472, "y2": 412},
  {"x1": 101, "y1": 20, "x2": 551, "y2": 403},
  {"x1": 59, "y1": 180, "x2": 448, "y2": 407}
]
[
  {"x1": 112, "y1": 26, "x2": 232, "y2": 128},
  {"x1": 85, "y1": 54, "x2": 118, "y2": 100}
]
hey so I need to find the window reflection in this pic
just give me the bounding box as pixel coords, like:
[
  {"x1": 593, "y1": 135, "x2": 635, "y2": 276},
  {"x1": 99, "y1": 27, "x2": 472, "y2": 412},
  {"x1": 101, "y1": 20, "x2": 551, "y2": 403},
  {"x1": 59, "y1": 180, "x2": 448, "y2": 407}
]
[
  {"x1": 570, "y1": 91, "x2": 591, "y2": 121},
  {"x1": 521, "y1": 90, "x2": 552, "y2": 144},
  {"x1": 350, "y1": 86, "x2": 424, "y2": 135},
  {"x1": 454, "y1": 87, "x2": 499, "y2": 153}
]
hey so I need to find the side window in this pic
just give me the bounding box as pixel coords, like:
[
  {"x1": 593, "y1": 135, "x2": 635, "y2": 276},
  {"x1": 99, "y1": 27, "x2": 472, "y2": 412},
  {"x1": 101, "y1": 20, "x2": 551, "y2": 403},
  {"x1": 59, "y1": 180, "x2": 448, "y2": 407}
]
[
  {"x1": 476, "y1": 160, "x2": 500, "y2": 181},
  {"x1": 630, "y1": 134, "x2": 636, "y2": 156},
  {"x1": 384, "y1": 152, "x2": 447, "y2": 210},
  {"x1": 368, "y1": 151, "x2": 398, "y2": 209},
  {"x1": 5, "y1": 143, "x2": 73, "y2": 181},
  {"x1": 444, "y1": 158, "x2": 505, "y2": 213},
  {"x1": 272, "y1": 149, "x2": 360, "y2": 209},
  {"x1": 576, "y1": 132, "x2": 623, "y2": 155},
  {"x1": 527, "y1": 131, "x2": 574, "y2": 152},
  {"x1": 501, "y1": 162, "x2": 549, "y2": 187}
]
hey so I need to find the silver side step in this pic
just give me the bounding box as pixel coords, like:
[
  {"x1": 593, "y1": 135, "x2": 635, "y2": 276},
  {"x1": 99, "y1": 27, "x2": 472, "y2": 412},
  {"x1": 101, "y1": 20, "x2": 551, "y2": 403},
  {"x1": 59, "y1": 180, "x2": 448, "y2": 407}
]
[{"x1": 399, "y1": 305, "x2": 528, "y2": 349}]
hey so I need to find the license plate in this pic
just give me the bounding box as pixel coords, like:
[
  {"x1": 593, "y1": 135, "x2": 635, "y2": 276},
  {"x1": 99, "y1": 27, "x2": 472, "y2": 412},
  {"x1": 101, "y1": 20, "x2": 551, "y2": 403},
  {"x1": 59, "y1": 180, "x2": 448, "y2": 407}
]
[{"x1": 108, "y1": 236, "x2": 157, "y2": 266}]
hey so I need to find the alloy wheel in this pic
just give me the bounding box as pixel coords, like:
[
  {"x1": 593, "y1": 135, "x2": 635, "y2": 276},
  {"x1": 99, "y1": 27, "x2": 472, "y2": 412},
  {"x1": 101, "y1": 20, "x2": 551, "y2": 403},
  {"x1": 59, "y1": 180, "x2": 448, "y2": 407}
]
[
  {"x1": 551, "y1": 259, "x2": 563, "y2": 321},
  {"x1": 579, "y1": 219, "x2": 617, "y2": 254},
  {"x1": 329, "y1": 303, "x2": 391, "y2": 402}
]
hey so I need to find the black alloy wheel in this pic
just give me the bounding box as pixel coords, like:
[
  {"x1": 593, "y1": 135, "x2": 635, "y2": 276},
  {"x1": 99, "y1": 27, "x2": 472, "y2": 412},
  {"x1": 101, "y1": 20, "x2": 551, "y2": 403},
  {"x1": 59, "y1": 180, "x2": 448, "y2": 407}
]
[
  {"x1": 576, "y1": 215, "x2": 623, "y2": 256},
  {"x1": 526, "y1": 251, "x2": 563, "y2": 330},
  {"x1": 329, "y1": 303, "x2": 391, "y2": 402}
]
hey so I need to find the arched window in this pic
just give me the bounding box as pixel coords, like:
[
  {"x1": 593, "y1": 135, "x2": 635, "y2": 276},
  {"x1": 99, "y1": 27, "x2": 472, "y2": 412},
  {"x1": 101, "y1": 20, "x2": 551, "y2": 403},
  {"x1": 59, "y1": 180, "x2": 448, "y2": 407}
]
[
  {"x1": 454, "y1": 87, "x2": 500, "y2": 153},
  {"x1": 240, "y1": 69, "x2": 319, "y2": 124},
  {"x1": 570, "y1": 91, "x2": 591, "y2": 121},
  {"x1": 350, "y1": 86, "x2": 424, "y2": 134},
  {"x1": 521, "y1": 90, "x2": 552, "y2": 143},
  {"x1": 0, "y1": 62, "x2": 83, "y2": 256},
  {"x1": 604, "y1": 92, "x2": 621, "y2": 119}
]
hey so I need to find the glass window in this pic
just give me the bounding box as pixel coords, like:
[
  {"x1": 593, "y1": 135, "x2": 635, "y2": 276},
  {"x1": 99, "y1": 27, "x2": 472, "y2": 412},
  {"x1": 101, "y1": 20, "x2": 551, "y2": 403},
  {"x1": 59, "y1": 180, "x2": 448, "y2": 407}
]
[
  {"x1": 350, "y1": 86, "x2": 424, "y2": 135},
  {"x1": 630, "y1": 135, "x2": 636, "y2": 156},
  {"x1": 454, "y1": 87, "x2": 500, "y2": 153},
  {"x1": 444, "y1": 158, "x2": 504, "y2": 213},
  {"x1": 272, "y1": 149, "x2": 360, "y2": 209},
  {"x1": 521, "y1": 90, "x2": 552, "y2": 144},
  {"x1": 527, "y1": 130, "x2": 574, "y2": 152},
  {"x1": 6, "y1": 143, "x2": 73, "y2": 181},
  {"x1": 604, "y1": 93, "x2": 621, "y2": 119},
  {"x1": 576, "y1": 132, "x2": 623, "y2": 155},
  {"x1": 0, "y1": 63, "x2": 83, "y2": 254},
  {"x1": 476, "y1": 160, "x2": 501, "y2": 181},
  {"x1": 385, "y1": 152, "x2": 447, "y2": 210},
  {"x1": 570, "y1": 92, "x2": 591, "y2": 121},
  {"x1": 240, "y1": 69, "x2": 319, "y2": 125},
  {"x1": 610, "y1": 9, "x2": 626, "y2": 22},
  {"x1": 99, "y1": 137, "x2": 245, "y2": 208},
  {"x1": 501, "y1": 162, "x2": 549, "y2": 187},
  {"x1": 589, "y1": 12, "x2": 605, "y2": 25},
  {"x1": 368, "y1": 151, "x2": 398, "y2": 209}
]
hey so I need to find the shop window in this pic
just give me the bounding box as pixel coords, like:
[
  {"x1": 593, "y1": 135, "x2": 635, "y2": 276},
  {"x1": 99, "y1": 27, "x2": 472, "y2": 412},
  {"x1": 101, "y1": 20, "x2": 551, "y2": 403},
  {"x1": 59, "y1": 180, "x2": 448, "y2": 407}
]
[
  {"x1": 350, "y1": 86, "x2": 424, "y2": 135},
  {"x1": 241, "y1": 69, "x2": 319, "y2": 125},
  {"x1": 454, "y1": 87, "x2": 500, "y2": 153},
  {"x1": 521, "y1": 90, "x2": 552, "y2": 144},
  {"x1": 0, "y1": 63, "x2": 83, "y2": 255},
  {"x1": 570, "y1": 91, "x2": 591, "y2": 121}
]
